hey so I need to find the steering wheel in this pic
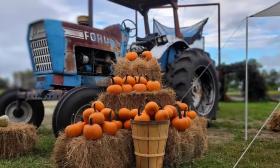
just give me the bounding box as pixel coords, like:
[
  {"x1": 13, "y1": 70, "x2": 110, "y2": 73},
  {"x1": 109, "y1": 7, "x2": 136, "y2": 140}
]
[{"x1": 121, "y1": 19, "x2": 137, "y2": 38}]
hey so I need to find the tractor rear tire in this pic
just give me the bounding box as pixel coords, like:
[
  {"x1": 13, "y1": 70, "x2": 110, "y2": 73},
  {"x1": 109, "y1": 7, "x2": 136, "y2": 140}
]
[
  {"x1": 165, "y1": 48, "x2": 218, "y2": 119},
  {"x1": 52, "y1": 87, "x2": 102, "y2": 137},
  {"x1": 0, "y1": 89, "x2": 44, "y2": 127}
]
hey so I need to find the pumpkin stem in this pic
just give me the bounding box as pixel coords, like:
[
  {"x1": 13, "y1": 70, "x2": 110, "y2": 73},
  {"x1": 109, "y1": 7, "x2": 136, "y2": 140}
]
[
  {"x1": 93, "y1": 103, "x2": 97, "y2": 112},
  {"x1": 124, "y1": 75, "x2": 128, "y2": 84},
  {"x1": 109, "y1": 110, "x2": 113, "y2": 121},
  {"x1": 111, "y1": 76, "x2": 115, "y2": 84},
  {"x1": 175, "y1": 104, "x2": 182, "y2": 119},
  {"x1": 89, "y1": 117, "x2": 93, "y2": 125},
  {"x1": 183, "y1": 110, "x2": 187, "y2": 118},
  {"x1": 137, "y1": 105, "x2": 143, "y2": 116},
  {"x1": 145, "y1": 74, "x2": 149, "y2": 81}
]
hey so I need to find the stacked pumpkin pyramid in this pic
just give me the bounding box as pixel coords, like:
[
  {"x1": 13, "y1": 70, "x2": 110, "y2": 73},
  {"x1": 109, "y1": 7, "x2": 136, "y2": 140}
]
[{"x1": 64, "y1": 51, "x2": 197, "y2": 140}]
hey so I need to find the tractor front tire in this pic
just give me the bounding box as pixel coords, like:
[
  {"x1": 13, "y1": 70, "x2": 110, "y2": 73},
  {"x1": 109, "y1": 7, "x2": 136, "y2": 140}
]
[
  {"x1": 52, "y1": 87, "x2": 102, "y2": 137},
  {"x1": 165, "y1": 48, "x2": 219, "y2": 119},
  {"x1": 0, "y1": 89, "x2": 44, "y2": 127}
]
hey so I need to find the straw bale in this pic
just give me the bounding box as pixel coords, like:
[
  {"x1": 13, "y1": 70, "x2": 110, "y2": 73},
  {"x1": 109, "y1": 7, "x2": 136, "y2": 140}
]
[
  {"x1": 0, "y1": 123, "x2": 37, "y2": 159},
  {"x1": 164, "y1": 117, "x2": 208, "y2": 167},
  {"x1": 98, "y1": 88, "x2": 176, "y2": 111},
  {"x1": 52, "y1": 129, "x2": 134, "y2": 168}
]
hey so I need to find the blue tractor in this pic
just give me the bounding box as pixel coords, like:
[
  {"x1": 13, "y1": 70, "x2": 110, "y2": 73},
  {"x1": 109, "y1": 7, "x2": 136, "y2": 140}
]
[{"x1": 0, "y1": 0, "x2": 218, "y2": 136}]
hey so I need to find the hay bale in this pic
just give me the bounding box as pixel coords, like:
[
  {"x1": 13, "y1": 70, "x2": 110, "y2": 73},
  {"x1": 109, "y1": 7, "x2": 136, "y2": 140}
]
[
  {"x1": 268, "y1": 110, "x2": 280, "y2": 131},
  {"x1": 98, "y1": 88, "x2": 176, "y2": 111},
  {"x1": 164, "y1": 117, "x2": 208, "y2": 167},
  {"x1": 0, "y1": 123, "x2": 37, "y2": 159},
  {"x1": 114, "y1": 57, "x2": 162, "y2": 82},
  {"x1": 52, "y1": 129, "x2": 134, "y2": 168}
]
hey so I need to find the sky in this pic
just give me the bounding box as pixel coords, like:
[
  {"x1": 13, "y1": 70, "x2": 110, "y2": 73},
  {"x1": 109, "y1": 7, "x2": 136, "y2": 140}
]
[{"x1": 0, "y1": 0, "x2": 280, "y2": 81}]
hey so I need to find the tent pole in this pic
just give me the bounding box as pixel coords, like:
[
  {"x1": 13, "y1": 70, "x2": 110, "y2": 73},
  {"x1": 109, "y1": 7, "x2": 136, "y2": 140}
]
[{"x1": 245, "y1": 17, "x2": 249, "y2": 141}]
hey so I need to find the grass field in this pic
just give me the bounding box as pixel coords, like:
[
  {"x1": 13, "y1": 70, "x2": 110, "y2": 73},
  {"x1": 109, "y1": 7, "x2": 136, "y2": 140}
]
[{"x1": 0, "y1": 102, "x2": 279, "y2": 168}]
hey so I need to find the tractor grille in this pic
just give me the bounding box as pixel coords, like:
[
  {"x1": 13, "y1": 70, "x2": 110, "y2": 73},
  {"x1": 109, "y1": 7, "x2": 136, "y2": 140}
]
[{"x1": 31, "y1": 39, "x2": 53, "y2": 72}]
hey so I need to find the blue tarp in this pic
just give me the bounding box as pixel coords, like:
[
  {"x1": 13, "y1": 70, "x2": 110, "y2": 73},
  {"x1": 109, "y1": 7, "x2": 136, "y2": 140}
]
[{"x1": 153, "y1": 18, "x2": 208, "y2": 44}]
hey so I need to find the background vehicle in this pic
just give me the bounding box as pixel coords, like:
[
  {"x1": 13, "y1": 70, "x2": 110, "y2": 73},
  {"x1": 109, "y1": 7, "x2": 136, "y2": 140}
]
[{"x1": 0, "y1": 0, "x2": 219, "y2": 136}]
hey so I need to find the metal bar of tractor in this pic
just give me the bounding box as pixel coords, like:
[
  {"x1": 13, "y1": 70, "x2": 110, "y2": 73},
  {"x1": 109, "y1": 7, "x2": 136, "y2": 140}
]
[
  {"x1": 135, "y1": 10, "x2": 138, "y2": 37},
  {"x1": 143, "y1": 11, "x2": 150, "y2": 34},
  {"x1": 156, "y1": 3, "x2": 221, "y2": 67},
  {"x1": 88, "y1": 0, "x2": 93, "y2": 27}
]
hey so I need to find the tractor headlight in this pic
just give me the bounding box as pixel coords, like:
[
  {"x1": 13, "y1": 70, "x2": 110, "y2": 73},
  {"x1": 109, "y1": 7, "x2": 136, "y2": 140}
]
[
  {"x1": 82, "y1": 54, "x2": 90, "y2": 64},
  {"x1": 162, "y1": 36, "x2": 168, "y2": 43},
  {"x1": 156, "y1": 35, "x2": 168, "y2": 46},
  {"x1": 157, "y1": 37, "x2": 162, "y2": 44}
]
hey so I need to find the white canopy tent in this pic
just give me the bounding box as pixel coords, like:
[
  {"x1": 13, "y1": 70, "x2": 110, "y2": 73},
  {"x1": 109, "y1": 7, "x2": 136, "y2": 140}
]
[{"x1": 245, "y1": 1, "x2": 280, "y2": 140}]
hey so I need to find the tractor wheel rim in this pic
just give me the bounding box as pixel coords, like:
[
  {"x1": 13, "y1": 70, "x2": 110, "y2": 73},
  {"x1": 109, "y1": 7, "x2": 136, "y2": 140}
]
[
  {"x1": 71, "y1": 104, "x2": 91, "y2": 123},
  {"x1": 191, "y1": 66, "x2": 216, "y2": 116},
  {"x1": 191, "y1": 77, "x2": 203, "y2": 108},
  {"x1": 5, "y1": 101, "x2": 33, "y2": 123}
]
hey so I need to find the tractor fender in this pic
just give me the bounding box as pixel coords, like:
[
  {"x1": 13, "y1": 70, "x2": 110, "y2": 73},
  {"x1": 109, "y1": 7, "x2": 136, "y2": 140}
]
[{"x1": 150, "y1": 35, "x2": 189, "y2": 59}]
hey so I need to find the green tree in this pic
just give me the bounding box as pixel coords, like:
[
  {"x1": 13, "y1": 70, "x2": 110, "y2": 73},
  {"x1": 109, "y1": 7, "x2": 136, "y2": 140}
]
[{"x1": 0, "y1": 77, "x2": 8, "y2": 89}]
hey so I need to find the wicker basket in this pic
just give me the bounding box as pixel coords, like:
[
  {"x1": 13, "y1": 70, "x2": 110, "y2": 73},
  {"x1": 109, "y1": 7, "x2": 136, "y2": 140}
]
[{"x1": 131, "y1": 120, "x2": 169, "y2": 168}]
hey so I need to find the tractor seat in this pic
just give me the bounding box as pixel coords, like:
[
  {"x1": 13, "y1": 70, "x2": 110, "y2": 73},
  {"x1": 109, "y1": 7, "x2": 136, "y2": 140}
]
[{"x1": 136, "y1": 33, "x2": 159, "y2": 42}]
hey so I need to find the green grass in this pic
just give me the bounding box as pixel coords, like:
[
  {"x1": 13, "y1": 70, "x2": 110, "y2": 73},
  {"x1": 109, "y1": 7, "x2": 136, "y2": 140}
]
[
  {"x1": 182, "y1": 101, "x2": 280, "y2": 168},
  {"x1": 0, "y1": 102, "x2": 279, "y2": 167}
]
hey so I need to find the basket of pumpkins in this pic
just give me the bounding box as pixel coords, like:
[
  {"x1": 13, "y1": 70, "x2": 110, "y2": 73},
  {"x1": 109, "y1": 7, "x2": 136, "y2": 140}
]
[{"x1": 130, "y1": 101, "x2": 197, "y2": 168}]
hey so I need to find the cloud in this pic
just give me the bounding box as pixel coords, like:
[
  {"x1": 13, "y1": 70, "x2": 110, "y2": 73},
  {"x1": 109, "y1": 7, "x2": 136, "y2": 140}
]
[{"x1": 259, "y1": 55, "x2": 280, "y2": 69}]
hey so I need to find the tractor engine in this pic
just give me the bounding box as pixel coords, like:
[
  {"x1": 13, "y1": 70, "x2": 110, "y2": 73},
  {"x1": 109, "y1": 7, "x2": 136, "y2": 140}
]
[{"x1": 27, "y1": 19, "x2": 125, "y2": 90}]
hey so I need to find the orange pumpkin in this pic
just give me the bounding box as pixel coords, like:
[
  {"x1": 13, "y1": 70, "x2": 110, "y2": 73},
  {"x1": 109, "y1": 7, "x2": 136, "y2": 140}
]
[
  {"x1": 123, "y1": 75, "x2": 136, "y2": 86},
  {"x1": 118, "y1": 108, "x2": 131, "y2": 120},
  {"x1": 171, "y1": 105, "x2": 190, "y2": 131},
  {"x1": 101, "y1": 108, "x2": 115, "y2": 121},
  {"x1": 176, "y1": 101, "x2": 188, "y2": 111},
  {"x1": 91, "y1": 101, "x2": 105, "y2": 111},
  {"x1": 111, "y1": 76, "x2": 123, "y2": 85},
  {"x1": 141, "y1": 51, "x2": 153, "y2": 61},
  {"x1": 126, "y1": 52, "x2": 138, "y2": 61},
  {"x1": 144, "y1": 101, "x2": 159, "y2": 117},
  {"x1": 83, "y1": 108, "x2": 95, "y2": 123},
  {"x1": 83, "y1": 118, "x2": 103, "y2": 140},
  {"x1": 113, "y1": 120, "x2": 123, "y2": 129},
  {"x1": 103, "y1": 121, "x2": 118, "y2": 135},
  {"x1": 122, "y1": 84, "x2": 133, "y2": 93},
  {"x1": 130, "y1": 109, "x2": 138, "y2": 119},
  {"x1": 146, "y1": 80, "x2": 161, "y2": 91},
  {"x1": 124, "y1": 120, "x2": 131, "y2": 129},
  {"x1": 187, "y1": 110, "x2": 197, "y2": 119},
  {"x1": 134, "y1": 76, "x2": 148, "y2": 85},
  {"x1": 134, "y1": 110, "x2": 150, "y2": 121},
  {"x1": 155, "y1": 109, "x2": 169, "y2": 121},
  {"x1": 133, "y1": 83, "x2": 147, "y2": 92},
  {"x1": 163, "y1": 105, "x2": 177, "y2": 119},
  {"x1": 65, "y1": 121, "x2": 85, "y2": 138},
  {"x1": 89, "y1": 112, "x2": 105, "y2": 125},
  {"x1": 107, "y1": 85, "x2": 122, "y2": 95}
]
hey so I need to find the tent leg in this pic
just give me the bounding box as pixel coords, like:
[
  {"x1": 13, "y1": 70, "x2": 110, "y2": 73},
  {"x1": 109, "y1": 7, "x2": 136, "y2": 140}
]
[{"x1": 245, "y1": 17, "x2": 249, "y2": 141}]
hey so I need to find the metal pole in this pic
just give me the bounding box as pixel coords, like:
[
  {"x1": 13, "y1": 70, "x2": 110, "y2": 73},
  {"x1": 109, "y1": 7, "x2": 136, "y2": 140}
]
[
  {"x1": 218, "y1": 3, "x2": 221, "y2": 67},
  {"x1": 245, "y1": 17, "x2": 249, "y2": 141},
  {"x1": 88, "y1": 0, "x2": 93, "y2": 27}
]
